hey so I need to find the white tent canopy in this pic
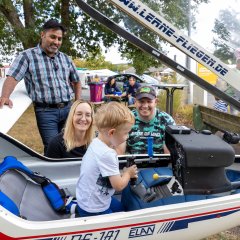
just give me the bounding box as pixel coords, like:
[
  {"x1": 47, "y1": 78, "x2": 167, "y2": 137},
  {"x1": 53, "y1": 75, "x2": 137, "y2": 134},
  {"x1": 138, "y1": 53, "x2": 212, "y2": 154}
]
[
  {"x1": 160, "y1": 68, "x2": 175, "y2": 75},
  {"x1": 78, "y1": 69, "x2": 117, "y2": 88},
  {"x1": 84, "y1": 69, "x2": 117, "y2": 77}
]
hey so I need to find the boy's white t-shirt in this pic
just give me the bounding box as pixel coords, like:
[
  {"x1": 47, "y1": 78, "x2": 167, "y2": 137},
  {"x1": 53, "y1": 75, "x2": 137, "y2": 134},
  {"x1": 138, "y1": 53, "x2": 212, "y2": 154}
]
[{"x1": 76, "y1": 138, "x2": 120, "y2": 213}]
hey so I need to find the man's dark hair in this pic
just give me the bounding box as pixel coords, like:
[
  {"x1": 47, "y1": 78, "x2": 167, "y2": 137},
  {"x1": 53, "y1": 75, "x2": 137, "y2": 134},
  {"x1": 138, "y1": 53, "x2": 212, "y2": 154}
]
[{"x1": 42, "y1": 19, "x2": 66, "y2": 33}]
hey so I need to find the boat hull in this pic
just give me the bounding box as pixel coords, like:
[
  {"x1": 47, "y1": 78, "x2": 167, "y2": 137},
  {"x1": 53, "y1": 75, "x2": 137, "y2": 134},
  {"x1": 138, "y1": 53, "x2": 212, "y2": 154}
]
[
  {"x1": 1, "y1": 192, "x2": 240, "y2": 240},
  {"x1": 1, "y1": 132, "x2": 240, "y2": 240}
]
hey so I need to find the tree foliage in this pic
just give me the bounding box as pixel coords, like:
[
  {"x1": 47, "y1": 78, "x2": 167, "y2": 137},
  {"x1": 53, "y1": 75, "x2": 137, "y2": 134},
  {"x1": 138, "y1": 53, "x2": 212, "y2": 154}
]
[
  {"x1": 0, "y1": 0, "x2": 208, "y2": 73},
  {"x1": 73, "y1": 54, "x2": 129, "y2": 72},
  {"x1": 212, "y1": 8, "x2": 240, "y2": 63}
]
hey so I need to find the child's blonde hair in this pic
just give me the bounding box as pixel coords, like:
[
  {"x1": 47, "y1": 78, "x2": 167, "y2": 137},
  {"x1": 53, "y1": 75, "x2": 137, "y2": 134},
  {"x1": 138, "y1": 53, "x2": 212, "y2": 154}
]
[{"x1": 95, "y1": 102, "x2": 134, "y2": 130}]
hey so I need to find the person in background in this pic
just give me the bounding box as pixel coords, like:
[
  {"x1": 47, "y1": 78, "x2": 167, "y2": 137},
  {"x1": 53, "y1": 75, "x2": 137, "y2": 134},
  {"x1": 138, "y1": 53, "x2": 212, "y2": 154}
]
[
  {"x1": 213, "y1": 99, "x2": 228, "y2": 113},
  {"x1": 46, "y1": 99, "x2": 94, "y2": 158},
  {"x1": 116, "y1": 86, "x2": 175, "y2": 155},
  {"x1": 76, "y1": 102, "x2": 137, "y2": 217},
  {"x1": 93, "y1": 74, "x2": 100, "y2": 82},
  {"x1": 103, "y1": 76, "x2": 121, "y2": 102},
  {"x1": 0, "y1": 19, "x2": 81, "y2": 154},
  {"x1": 214, "y1": 48, "x2": 240, "y2": 115},
  {"x1": 122, "y1": 76, "x2": 141, "y2": 105},
  {"x1": 154, "y1": 71, "x2": 162, "y2": 83}
]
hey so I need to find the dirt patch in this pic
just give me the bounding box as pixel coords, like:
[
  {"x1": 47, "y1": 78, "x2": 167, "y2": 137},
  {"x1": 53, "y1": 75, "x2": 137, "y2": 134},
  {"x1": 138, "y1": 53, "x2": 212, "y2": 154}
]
[
  {"x1": 205, "y1": 227, "x2": 240, "y2": 240},
  {"x1": 8, "y1": 104, "x2": 44, "y2": 154}
]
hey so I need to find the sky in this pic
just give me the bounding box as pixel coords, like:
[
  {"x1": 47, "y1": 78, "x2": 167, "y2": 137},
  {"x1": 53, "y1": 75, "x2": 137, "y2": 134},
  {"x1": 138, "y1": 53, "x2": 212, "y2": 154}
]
[
  {"x1": 104, "y1": 0, "x2": 240, "y2": 64},
  {"x1": 192, "y1": 0, "x2": 239, "y2": 51},
  {"x1": 104, "y1": 46, "x2": 125, "y2": 64}
]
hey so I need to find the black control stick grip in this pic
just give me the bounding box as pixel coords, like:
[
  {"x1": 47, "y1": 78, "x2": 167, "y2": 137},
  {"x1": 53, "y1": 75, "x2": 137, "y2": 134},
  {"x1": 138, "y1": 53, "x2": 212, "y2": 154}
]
[{"x1": 126, "y1": 156, "x2": 137, "y2": 185}]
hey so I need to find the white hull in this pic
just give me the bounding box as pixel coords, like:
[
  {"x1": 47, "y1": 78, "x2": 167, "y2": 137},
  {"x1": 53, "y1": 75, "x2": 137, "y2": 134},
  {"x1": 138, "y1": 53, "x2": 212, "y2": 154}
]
[
  {"x1": 0, "y1": 132, "x2": 240, "y2": 240},
  {"x1": 1, "y1": 194, "x2": 240, "y2": 240},
  {"x1": 0, "y1": 78, "x2": 32, "y2": 134}
]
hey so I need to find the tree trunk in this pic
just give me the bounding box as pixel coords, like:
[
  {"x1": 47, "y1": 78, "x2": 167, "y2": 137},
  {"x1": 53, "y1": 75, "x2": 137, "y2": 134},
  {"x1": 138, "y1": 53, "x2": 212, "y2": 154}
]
[
  {"x1": 0, "y1": 0, "x2": 36, "y2": 49},
  {"x1": 23, "y1": 0, "x2": 35, "y2": 29},
  {"x1": 60, "y1": 0, "x2": 72, "y2": 55},
  {"x1": 0, "y1": 1, "x2": 25, "y2": 46}
]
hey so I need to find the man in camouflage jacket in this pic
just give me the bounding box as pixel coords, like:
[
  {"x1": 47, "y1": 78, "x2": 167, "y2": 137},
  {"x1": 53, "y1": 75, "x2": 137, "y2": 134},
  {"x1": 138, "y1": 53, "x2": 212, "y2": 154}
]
[{"x1": 117, "y1": 85, "x2": 175, "y2": 155}]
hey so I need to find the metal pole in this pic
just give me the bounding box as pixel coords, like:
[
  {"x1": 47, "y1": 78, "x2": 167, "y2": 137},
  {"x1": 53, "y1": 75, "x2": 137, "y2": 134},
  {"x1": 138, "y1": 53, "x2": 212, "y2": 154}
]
[{"x1": 186, "y1": 0, "x2": 192, "y2": 104}]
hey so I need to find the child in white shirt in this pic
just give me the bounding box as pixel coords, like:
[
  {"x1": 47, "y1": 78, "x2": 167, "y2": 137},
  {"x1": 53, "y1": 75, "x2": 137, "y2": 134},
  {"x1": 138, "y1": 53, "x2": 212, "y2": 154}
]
[{"x1": 76, "y1": 102, "x2": 137, "y2": 217}]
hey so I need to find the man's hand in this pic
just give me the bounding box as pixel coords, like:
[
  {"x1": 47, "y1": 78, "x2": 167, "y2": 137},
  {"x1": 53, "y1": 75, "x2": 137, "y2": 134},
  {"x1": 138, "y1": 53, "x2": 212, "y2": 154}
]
[
  {"x1": 0, "y1": 97, "x2": 13, "y2": 108},
  {"x1": 0, "y1": 76, "x2": 18, "y2": 108}
]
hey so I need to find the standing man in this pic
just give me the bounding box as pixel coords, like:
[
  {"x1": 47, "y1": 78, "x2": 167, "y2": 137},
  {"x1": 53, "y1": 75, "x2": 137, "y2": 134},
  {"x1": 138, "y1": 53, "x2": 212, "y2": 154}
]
[
  {"x1": 117, "y1": 86, "x2": 175, "y2": 155},
  {"x1": 0, "y1": 19, "x2": 81, "y2": 154}
]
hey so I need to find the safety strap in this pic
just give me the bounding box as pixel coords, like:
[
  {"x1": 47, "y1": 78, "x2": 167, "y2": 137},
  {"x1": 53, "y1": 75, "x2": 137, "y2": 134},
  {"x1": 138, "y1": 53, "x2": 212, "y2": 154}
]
[
  {"x1": 0, "y1": 156, "x2": 66, "y2": 213},
  {"x1": 0, "y1": 191, "x2": 20, "y2": 216}
]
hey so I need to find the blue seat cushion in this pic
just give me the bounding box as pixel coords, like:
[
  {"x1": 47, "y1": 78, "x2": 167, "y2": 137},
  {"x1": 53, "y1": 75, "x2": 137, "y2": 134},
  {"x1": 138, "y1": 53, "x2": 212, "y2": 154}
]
[
  {"x1": 138, "y1": 167, "x2": 173, "y2": 188},
  {"x1": 121, "y1": 167, "x2": 218, "y2": 211},
  {"x1": 226, "y1": 169, "x2": 240, "y2": 182}
]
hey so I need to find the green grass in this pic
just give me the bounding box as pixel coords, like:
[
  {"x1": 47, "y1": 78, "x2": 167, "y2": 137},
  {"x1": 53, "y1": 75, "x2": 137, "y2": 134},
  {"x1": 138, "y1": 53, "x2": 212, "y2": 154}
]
[{"x1": 8, "y1": 104, "x2": 44, "y2": 154}]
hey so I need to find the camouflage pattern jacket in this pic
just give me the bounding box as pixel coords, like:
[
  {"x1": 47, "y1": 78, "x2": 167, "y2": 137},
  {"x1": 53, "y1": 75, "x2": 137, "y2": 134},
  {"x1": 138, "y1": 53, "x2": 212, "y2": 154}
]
[{"x1": 127, "y1": 109, "x2": 175, "y2": 154}]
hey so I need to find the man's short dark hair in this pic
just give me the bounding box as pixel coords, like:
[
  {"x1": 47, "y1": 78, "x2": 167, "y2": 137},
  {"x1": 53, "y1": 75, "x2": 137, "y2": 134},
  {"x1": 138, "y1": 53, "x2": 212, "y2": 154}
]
[{"x1": 42, "y1": 19, "x2": 66, "y2": 33}]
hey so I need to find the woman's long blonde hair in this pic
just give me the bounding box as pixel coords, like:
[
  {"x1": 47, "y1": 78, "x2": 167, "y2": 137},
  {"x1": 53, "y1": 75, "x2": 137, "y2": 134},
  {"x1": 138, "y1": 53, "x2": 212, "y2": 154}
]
[{"x1": 63, "y1": 99, "x2": 94, "y2": 152}]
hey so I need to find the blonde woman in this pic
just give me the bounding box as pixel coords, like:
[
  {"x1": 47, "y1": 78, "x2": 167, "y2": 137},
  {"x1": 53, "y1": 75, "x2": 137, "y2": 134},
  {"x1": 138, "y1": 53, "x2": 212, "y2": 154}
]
[{"x1": 46, "y1": 99, "x2": 94, "y2": 158}]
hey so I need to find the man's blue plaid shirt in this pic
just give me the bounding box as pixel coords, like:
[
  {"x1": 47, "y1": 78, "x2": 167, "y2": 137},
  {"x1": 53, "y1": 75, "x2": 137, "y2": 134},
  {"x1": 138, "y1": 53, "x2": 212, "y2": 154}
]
[{"x1": 7, "y1": 45, "x2": 80, "y2": 103}]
